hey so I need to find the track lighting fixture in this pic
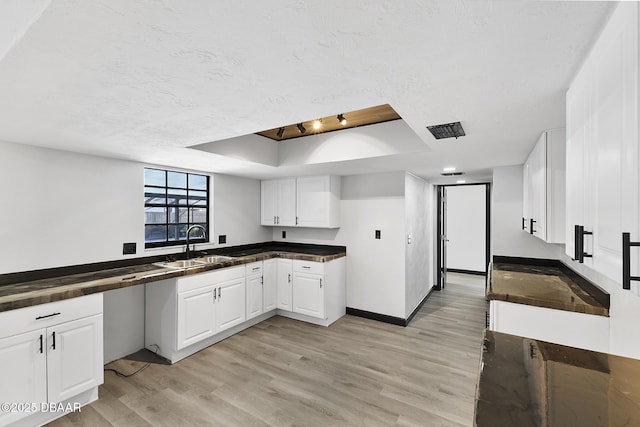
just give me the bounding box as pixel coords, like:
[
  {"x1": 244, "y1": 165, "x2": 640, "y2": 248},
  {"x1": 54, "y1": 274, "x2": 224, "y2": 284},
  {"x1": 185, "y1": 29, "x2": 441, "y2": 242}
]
[
  {"x1": 296, "y1": 123, "x2": 306, "y2": 134},
  {"x1": 276, "y1": 127, "x2": 285, "y2": 138},
  {"x1": 337, "y1": 114, "x2": 347, "y2": 125}
]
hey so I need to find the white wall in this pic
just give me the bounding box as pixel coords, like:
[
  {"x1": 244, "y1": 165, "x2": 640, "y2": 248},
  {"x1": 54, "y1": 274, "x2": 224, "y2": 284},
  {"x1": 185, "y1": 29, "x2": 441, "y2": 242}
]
[
  {"x1": 0, "y1": 140, "x2": 268, "y2": 362},
  {"x1": 272, "y1": 171, "x2": 408, "y2": 318},
  {"x1": 405, "y1": 173, "x2": 433, "y2": 317},
  {"x1": 0, "y1": 141, "x2": 141, "y2": 273},
  {"x1": 213, "y1": 173, "x2": 272, "y2": 247},
  {"x1": 491, "y1": 165, "x2": 563, "y2": 259},
  {"x1": 446, "y1": 184, "x2": 486, "y2": 272}
]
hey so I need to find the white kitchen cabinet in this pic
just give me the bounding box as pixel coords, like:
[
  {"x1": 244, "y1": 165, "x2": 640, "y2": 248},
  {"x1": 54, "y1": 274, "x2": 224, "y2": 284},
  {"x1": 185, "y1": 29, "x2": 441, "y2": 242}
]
[
  {"x1": 522, "y1": 128, "x2": 566, "y2": 243},
  {"x1": 261, "y1": 178, "x2": 296, "y2": 226},
  {"x1": 146, "y1": 265, "x2": 252, "y2": 363},
  {"x1": 0, "y1": 294, "x2": 103, "y2": 427},
  {"x1": 276, "y1": 258, "x2": 293, "y2": 311},
  {"x1": 565, "y1": 66, "x2": 593, "y2": 268},
  {"x1": 278, "y1": 258, "x2": 346, "y2": 326},
  {"x1": 215, "y1": 277, "x2": 246, "y2": 332},
  {"x1": 263, "y1": 259, "x2": 277, "y2": 312},
  {"x1": 46, "y1": 314, "x2": 103, "y2": 403},
  {"x1": 565, "y1": 2, "x2": 639, "y2": 288},
  {"x1": 246, "y1": 262, "x2": 264, "y2": 320},
  {"x1": 0, "y1": 329, "x2": 47, "y2": 426},
  {"x1": 261, "y1": 175, "x2": 341, "y2": 228},
  {"x1": 292, "y1": 271, "x2": 325, "y2": 319},
  {"x1": 176, "y1": 285, "x2": 216, "y2": 350},
  {"x1": 522, "y1": 158, "x2": 531, "y2": 233},
  {"x1": 296, "y1": 175, "x2": 341, "y2": 228}
]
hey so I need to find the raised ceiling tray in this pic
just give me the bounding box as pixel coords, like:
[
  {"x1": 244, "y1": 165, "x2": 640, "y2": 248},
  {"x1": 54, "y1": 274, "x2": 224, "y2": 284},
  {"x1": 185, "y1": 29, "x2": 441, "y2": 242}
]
[{"x1": 257, "y1": 104, "x2": 401, "y2": 141}]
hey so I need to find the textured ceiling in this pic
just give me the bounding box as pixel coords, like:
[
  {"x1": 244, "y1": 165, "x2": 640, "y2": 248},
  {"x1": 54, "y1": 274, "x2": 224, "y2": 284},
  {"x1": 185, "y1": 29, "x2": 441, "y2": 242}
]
[{"x1": 0, "y1": 0, "x2": 613, "y2": 182}]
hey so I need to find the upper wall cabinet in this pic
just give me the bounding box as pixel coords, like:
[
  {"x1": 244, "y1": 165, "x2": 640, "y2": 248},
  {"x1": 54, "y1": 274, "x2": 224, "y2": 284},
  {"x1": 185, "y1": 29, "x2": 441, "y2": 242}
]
[
  {"x1": 261, "y1": 175, "x2": 341, "y2": 228},
  {"x1": 261, "y1": 178, "x2": 296, "y2": 226},
  {"x1": 565, "y1": 2, "x2": 639, "y2": 288},
  {"x1": 522, "y1": 128, "x2": 566, "y2": 244}
]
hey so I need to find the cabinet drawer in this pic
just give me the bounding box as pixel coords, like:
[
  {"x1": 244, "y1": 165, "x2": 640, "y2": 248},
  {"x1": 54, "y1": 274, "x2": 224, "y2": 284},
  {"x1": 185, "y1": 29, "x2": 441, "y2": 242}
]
[
  {"x1": 177, "y1": 266, "x2": 244, "y2": 293},
  {"x1": 292, "y1": 260, "x2": 323, "y2": 275},
  {"x1": 0, "y1": 294, "x2": 103, "y2": 339},
  {"x1": 245, "y1": 261, "x2": 263, "y2": 276}
]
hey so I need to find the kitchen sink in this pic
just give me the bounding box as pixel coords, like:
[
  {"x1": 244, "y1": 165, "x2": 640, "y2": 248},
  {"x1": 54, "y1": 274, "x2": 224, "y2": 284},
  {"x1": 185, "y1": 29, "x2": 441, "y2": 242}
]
[
  {"x1": 194, "y1": 255, "x2": 234, "y2": 264},
  {"x1": 154, "y1": 255, "x2": 235, "y2": 270},
  {"x1": 155, "y1": 260, "x2": 206, "y2": 269}
]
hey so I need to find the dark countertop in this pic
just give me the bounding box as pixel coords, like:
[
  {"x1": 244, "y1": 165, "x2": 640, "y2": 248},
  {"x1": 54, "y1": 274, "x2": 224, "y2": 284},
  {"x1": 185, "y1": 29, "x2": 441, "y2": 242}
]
[
  {"x1": 0, "y1": 242, "x2": 346, "y2": 312},
  {"x1": 475, "y1": 330, "x2": 640, "y2": 427},
  {"x1": 488, "y1": 259, "x2": 609, "y2": 317}
]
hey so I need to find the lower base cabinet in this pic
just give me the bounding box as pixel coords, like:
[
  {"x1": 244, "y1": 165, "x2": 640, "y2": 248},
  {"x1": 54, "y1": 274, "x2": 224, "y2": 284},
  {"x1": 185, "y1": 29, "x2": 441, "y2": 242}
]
[
  {"x1": 0, "y1": 294, "x2": 103, "y2": 427},
  {"x1": 146, "y1": 266, "x2": 247, "y2": 363},
  {"x1": 283, "y1": 258, "x2": 346, "y2": 326},
  {"x1": 276, "y1": 259, "x2": 293, "y2": 311},
  {"x1": 292, "y1": 271, "x2": 325, "y2": 319},
  {"x1": 145, "y1": 257, "x2": 347, "y2": 363},
  {"x1": 488, "y1": 300, "x2": 609, "y2": 353}
]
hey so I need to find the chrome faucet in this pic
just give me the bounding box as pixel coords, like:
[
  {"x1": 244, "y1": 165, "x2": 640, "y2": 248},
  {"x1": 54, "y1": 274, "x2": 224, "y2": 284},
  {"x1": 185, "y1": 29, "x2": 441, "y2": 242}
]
[{"x1": 185, "y1": 224, "x2": 207, "y2": 259}]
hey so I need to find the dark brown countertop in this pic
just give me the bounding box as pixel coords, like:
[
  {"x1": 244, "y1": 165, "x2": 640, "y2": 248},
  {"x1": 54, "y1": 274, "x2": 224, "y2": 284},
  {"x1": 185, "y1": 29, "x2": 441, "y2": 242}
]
[
  {"x1": 0, "y1": 246, "x2": 346, "y2": 312},
  {"x1": 475, "y1": 330, "x2": 640, "y2": 427},
  {"x1": 488, "y1": 260, "x2": 609, "y2": 316}
]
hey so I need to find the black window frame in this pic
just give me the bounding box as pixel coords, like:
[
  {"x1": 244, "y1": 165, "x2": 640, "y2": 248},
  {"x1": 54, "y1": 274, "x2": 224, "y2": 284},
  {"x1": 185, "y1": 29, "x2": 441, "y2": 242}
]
[{"x1": 144, "y1": 168, "x2": 210, "y2": 249}]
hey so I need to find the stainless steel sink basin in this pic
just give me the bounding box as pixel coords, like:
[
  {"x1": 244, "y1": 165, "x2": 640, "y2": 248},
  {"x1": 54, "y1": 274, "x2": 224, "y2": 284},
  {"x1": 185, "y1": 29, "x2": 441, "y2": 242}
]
[
  {"x1": 155, "y1": 260, "x2": 206, "y2": 269},
  {"x1": 194, "y1": 255, "x2": 234, "y2": 264}
]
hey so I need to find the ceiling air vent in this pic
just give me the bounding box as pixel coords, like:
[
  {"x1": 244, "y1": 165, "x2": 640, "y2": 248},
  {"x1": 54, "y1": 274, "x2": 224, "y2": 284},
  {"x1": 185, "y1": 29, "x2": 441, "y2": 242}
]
[
  {"x1": 427, "y1": 122, "x2": 465, "y2": 140},
  {"x1": 441, "y1": 171, "x2": 465, "y2": 177}
]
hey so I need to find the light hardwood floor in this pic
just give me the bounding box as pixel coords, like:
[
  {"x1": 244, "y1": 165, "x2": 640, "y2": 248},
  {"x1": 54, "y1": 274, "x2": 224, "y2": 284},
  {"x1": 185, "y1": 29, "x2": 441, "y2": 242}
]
[{"x1": 49, "y1": 273, "x2": 487, "y2": 427}]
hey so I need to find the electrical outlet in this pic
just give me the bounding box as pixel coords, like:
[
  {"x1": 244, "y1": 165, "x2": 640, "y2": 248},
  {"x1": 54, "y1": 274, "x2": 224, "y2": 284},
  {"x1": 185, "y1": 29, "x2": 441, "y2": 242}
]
[
  {"x1": 375, "y1": 230, "x2": 381, "y2": 239},
  {"x1": 122, "y1": 242, "x2": 136, "y2": 255},
  {"x1": 218, "y1": 235, "x2": 227, "y2": 244},
  {"x1": 282, "y1": 230, "x2": 287, "y2": 239}
]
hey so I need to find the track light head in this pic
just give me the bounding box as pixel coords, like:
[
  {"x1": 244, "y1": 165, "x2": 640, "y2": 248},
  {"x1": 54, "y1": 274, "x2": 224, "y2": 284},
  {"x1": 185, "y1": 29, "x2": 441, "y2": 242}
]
[
  {"x1": 296, "y1": 123, "x2": 306, "y2": 134},
  {"x1": 276, "y1": 127, "x2": 285, "y2": 138},
  {"x1": 337, "y1": 114, "x2": 347, "y2": 125}
]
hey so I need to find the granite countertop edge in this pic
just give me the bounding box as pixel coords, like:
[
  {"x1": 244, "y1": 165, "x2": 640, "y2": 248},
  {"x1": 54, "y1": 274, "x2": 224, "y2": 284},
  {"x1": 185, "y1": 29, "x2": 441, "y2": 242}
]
[
  {"x1": 0, "y1": 251, "x2": 346, "y2": 313},
  {"x1": 487, "y1": 260, "x2": 610, "y2": 317}
]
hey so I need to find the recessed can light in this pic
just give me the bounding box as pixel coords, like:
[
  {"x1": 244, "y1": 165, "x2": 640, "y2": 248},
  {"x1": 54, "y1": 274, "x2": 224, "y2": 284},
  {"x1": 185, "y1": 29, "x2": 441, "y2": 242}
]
[
  {"x1": 312, "y1": 120, "x2": 322, "y2": 130},
  {"x1": 457, "y1": 180, "x2": 466, "y2": 184}
]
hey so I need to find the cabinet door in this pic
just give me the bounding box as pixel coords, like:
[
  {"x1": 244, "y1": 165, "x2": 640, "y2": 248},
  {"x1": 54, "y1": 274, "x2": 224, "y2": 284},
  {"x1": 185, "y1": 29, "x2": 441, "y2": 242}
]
[
  {"x1": 177, "y1": 286, "x2": 216, "y2": 350},
  {"x1": 566, "y1": 69, "x2": 590, "y2": 262},
  {"x1": 522, "y1": 159, "x2": 531, "y2": 232},
  {"x1": 530, "y1": 135, "x2": 547, "y2": 241},
  {"x1": 590, "y1": 5, "x2": 638, "y2": 284},
  {"x1": 246, "y1": 274, "x2": 263, "y2": 320},
  {"x1": 47, "y1": 314, "x2": 103, "y2": 403},
  {"x1": 277, "y1": 178, "x2": 297, "y2": 226},
  {"x1": 0, "y1": 329, "x2": 47, "y2": 425},
  {"x1": 276, "y1": 259, "x2": 293, "y2": 311},
  {"x1": 261, "y1": 180, "x2": 277, "y2": 225},
  {"x1": 263, "y1": 259, "x2": 277, "y2": 312},
  {"x1": 296, "y1": 176, "x2": 330, "y2": 227},
  {"x1": 292, "y1": 272, "x2": 325, "y2": 319},
  {"x1": 216, "y1": 278, "x2": 246, "y2": 332}
]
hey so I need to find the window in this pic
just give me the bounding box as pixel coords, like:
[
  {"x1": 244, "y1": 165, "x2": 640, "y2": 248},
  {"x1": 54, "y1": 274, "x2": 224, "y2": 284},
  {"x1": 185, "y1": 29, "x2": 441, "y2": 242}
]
[{"x1": 144, "y1": 168, "x2": 209, "y2": 248}]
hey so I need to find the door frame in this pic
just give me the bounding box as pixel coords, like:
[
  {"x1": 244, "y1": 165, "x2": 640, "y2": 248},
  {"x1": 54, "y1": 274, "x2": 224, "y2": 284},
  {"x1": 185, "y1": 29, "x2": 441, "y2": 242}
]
[{"x1": 435, "y1": 183, "x2": 491, "y2": 290}]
